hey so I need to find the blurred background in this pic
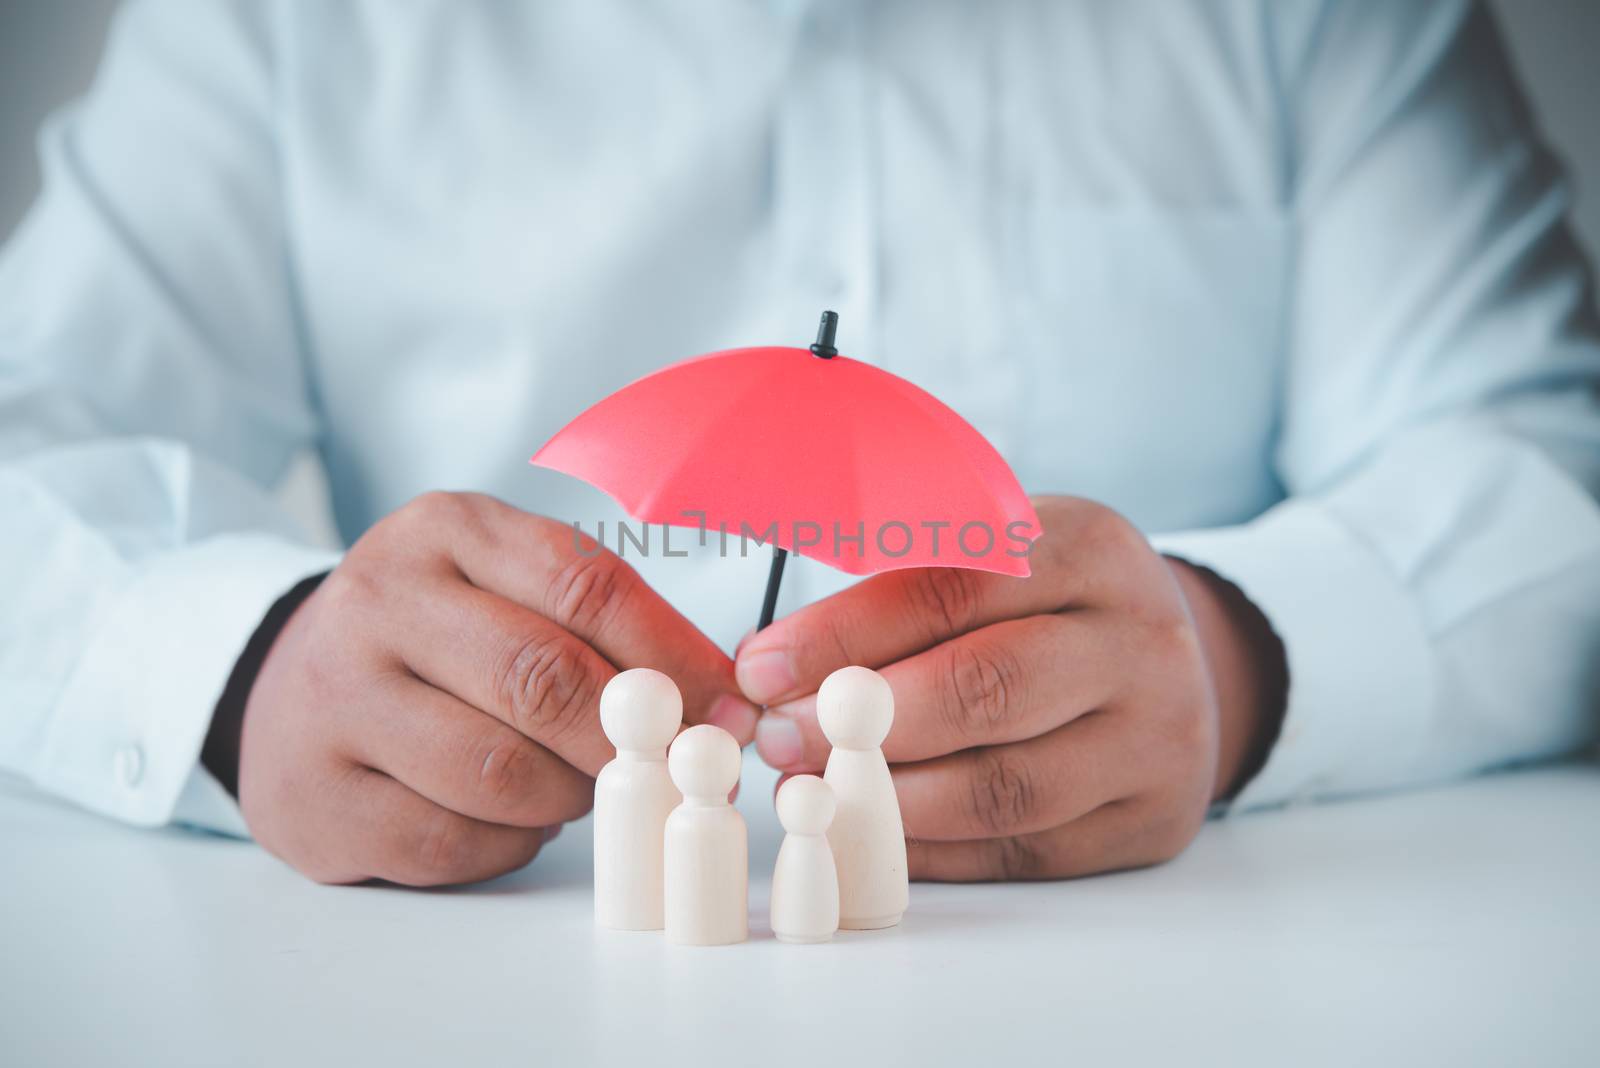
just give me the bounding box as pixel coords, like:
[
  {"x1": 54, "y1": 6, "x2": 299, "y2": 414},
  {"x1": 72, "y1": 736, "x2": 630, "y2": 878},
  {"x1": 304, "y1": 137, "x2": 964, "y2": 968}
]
[{"x1": 4, "y1": 0, "x2": 1599, "y2": 260}]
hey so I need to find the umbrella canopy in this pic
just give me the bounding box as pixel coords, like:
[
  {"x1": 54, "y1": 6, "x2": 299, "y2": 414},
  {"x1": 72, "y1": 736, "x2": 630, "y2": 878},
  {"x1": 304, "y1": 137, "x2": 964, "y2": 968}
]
[{"x1": 531, "y1": 314, "x2": 1041, "y2": 625}]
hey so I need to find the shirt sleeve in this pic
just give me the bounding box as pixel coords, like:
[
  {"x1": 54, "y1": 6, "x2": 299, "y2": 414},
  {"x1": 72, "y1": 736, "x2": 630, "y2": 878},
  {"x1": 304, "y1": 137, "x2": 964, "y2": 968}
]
[
  {"x1": 1154, "y1": 0, "x2": 1600, "y2": 811},
  {"x1": 0, "y1": 0, "x2": 340, "y2": 835}
]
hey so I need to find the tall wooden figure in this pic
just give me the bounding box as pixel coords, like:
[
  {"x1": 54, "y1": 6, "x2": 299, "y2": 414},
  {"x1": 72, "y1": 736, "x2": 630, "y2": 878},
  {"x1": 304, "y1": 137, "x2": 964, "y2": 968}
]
[
  {"x1": 770, "y1": 775, "x2": 839, "y2": 944},
  {"x1": 664, "y1": 724, "x2": 748, "y2": 945},
  {"x1": 820, "y1": 666, "x2": 908, "y2": 929},
  {"x1": 593, "y1": 669, "x2": 683, "y2": 930}
]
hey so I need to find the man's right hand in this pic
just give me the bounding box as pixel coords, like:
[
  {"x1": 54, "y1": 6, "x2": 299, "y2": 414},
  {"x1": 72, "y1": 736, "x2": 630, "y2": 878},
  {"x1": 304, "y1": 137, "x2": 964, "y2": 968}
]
[{"x1": 237, "y1": 491, "x2": 755, "y2": 886}]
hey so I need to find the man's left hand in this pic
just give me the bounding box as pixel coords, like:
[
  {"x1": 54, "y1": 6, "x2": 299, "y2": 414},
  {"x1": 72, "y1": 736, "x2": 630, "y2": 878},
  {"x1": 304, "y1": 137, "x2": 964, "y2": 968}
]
[{"x1": 735, "y1": 496, "x2": 1286, "y2": 880}]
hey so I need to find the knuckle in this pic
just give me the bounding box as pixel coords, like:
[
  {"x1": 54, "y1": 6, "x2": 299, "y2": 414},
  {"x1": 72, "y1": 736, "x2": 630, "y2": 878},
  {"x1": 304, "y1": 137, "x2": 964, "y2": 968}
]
[
  {"x1": 1145, "y1": 613, "x2": 1203, "y2": 663},
  {"x1": 494, "y1": 632, "x2": 598, "y2": 743},
  {"x1": 1145, "y1": 825, "x2": 1197, "y2": 867},
  {"x1": 940, "y1": 640, "x2": 1019, "y2": 740},
  {"x1": 413, "y1": 810, "x2": 471, "y2": 883},
  {"x1": 359, "y1": 491, "x2": 481, "y2": 565},
  {"x1": 1140, "y1": 803, "x2": 1205, "y2": 866},
  {"x1": 393, "y1": 491, "x2": 491, "y2": 553},
  {"x1": 318, "y1": 561, "x2": 384, "y2": 617},
  {"x1": 1028, "y1": 494, "x2": 1068, "y2": 523},
  {"x1": 1025, "y1": 498, "x2": 1073, "y2": 569},
  {"x1": 909, "y1": 567, "x2": 984, "y2": 638},
  {"x1": 541, "y1": 779, "x2": 597, "y2": 827},
  {"x1": 993, "y1": 834, "x2": 1047, "y2": 881},
  {"x1": 1164, "y1": 818, "x2": 1203, "y2": 861},
  {"x1": 544, "y1": 549, "x2": 635, "y2": 637},
  {"x1": 967, "y1": 748, "x2": 1038, "y2": 836},
  {"x1": 244, "y1": 766, "x2": 363, "y2": 884},
  {"x1": 474, "y1": 735, "x2": 538, "y2": 812},
  {"x1": 797, "y1": 608, "x2": 861, "y2": 682},
  {"x1": 405, "y1": 490, "x2": 466, "y2": 525},
  {"x1": 1080, "y1": 501, "x2": 1145, "y2": 557}
]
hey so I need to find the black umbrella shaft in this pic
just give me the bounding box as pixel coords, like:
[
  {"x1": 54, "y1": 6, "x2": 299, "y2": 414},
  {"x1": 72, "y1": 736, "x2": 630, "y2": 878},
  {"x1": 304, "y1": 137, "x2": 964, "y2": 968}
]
[{"x1": 756, "y1": 545, "x2": 788, "y2": 632}]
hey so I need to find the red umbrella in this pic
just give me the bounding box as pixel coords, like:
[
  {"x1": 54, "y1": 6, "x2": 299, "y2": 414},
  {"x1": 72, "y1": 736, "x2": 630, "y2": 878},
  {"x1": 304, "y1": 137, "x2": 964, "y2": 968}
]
[{"x1": 531, "y1": 313, "x2": 1041, "y2": 630}]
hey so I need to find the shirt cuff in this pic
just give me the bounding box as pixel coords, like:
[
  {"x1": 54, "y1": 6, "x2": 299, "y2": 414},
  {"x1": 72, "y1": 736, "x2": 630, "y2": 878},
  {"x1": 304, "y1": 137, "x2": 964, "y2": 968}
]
[
  {"x1": 34, "y1": 534, "x2": 341, "y2": 832},
  {"x1": 1153, "y1": 499, "x2": 1435, "y2": 812},
  {"x1": 171, "y1": 761, "x2": 251, "y2": 838}
]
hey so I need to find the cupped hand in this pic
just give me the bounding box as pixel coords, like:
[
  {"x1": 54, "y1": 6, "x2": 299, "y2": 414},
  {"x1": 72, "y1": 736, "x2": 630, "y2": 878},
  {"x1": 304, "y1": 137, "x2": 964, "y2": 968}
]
[
  {"x1": 738, "y1": 496, "x2": 1284, "y2": 881},
  {"x1": 240, "y1": 491, "x2": 756, "y2": 886}
]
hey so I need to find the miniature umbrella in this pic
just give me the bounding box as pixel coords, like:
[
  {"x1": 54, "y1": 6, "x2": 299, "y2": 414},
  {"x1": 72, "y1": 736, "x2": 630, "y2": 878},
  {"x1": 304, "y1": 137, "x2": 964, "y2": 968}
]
[{"x1": 531, "y1": 312, "x2": 1041, "y2": 630}]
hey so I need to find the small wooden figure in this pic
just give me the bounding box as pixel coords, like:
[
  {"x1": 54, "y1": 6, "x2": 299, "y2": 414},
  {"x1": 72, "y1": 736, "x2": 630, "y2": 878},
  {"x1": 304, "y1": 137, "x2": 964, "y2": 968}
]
[
  {"x1": 770, "y1": 775, "x2": 840, "y2": 944},
  {"x1": 819, "y1": 666, "x2": 908, "y2": 930},
  {"x1": 664, "y1": 724, "x2": 748, "y2": 945},
  {"x1": 593, "y1": 669, "x2": 683, "y2": 930}
]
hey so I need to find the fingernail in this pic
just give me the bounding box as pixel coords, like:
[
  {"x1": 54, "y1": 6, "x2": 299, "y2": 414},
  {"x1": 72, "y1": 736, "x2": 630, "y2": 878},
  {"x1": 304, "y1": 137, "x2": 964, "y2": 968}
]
[
  {"x1": 705, "y1": 693, "x2": 759, "y2": 746},
  {"x1": 736, "y1": 648, "x2": 796, "y2": 704},
  {"x1": 756, "y1": 715, "x2": 804, "y2": 769}
]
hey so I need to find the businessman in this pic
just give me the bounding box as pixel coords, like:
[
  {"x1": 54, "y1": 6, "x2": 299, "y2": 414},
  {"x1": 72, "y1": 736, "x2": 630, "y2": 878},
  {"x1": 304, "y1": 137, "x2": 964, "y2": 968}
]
[{"x1": 3, "y1": 0, "x2": 1598, "y2": 885}]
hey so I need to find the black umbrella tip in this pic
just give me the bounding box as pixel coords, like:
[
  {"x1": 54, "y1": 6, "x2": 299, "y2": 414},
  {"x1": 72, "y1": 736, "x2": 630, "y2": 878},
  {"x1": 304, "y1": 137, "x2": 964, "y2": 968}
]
[{"x1": 810, "y1": 310, "x2": 839, "y2": 359}]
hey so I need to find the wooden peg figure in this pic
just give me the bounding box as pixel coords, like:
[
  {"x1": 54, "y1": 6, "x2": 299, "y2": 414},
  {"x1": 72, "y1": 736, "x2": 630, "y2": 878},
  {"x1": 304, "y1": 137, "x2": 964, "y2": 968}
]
[
  {"x1": 663, "y1": 724, "x2": 748, "y2": 945},
  {"x1": 770, "y1": 775, "x2": 839, "y2": 944},
  {"x1": 819, "y1": 665, "x2": 908, "y2": 929},
  {"x1": 593, "y1": 669, "x2": 683, "y2": 930}
]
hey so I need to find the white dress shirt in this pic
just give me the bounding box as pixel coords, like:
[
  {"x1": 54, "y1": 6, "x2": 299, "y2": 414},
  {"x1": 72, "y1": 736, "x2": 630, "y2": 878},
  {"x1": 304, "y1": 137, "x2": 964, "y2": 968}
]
[{"x1": 3, "y1": 0, "x2": 1599, "y2": 837}]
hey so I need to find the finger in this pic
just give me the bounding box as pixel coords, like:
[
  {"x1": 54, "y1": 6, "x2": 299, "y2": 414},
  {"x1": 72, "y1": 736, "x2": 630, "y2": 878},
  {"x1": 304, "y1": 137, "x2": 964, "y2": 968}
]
[
  {"x1": 446, "y1": 495, "x2": 756, "y2": 739},
  {"x1": 907, "y1": 798, "x2": 1176, "y2": 881},
  {"x1": 735, "y1": 569, "x2": 1041, "y2": 706},
  {"x1": 893, "y1": 711, "x2": 1135, "y2": 841},
  {"x1": 389, "y1": 582, "x2": 621, "y2": 776},
  {"x1": 339, "y1": 675, "x2": 596, "y2": 828},
  {"x1": 753, "y1": 697, "x2": 832, "y2": 774},
  {"x1": 324, "y1": 767, "x2": 548, "y2": 886},
  {"x1": 755, "y1": 613, "x2": 1118, "y2": 771},
  {"x1": 734, "y1": 499, "x2": 1147, "y2": 706}
]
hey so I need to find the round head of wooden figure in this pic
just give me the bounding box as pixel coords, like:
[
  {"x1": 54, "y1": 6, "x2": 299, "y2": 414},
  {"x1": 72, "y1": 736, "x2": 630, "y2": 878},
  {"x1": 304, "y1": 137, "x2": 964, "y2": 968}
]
[
  {"x1": 775, "y1": 774, "x2": 836, "y2": 836},
  {"x1": 667, "y1": 724, "x2": 742, "y2": 801},
  {"x1": 816, "y1": 665, "x2": 894, "y2": 751},
  {"x1": 599, "y1": 668, "x2": 683, "y2": 754}
]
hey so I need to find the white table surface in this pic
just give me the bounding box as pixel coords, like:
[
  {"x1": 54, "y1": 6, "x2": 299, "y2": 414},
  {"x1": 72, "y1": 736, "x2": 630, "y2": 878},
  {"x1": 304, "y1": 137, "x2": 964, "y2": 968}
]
[{"x1": 4, "y1": 755, "x2": 1598, "y2": 1068}]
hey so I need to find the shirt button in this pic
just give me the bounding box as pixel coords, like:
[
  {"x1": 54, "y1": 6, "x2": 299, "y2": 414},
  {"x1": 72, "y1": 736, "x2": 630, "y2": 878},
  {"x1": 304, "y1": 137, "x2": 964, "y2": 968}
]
[{"x1": 114, "y1": 745, "x2": 145, "y2": 788}]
